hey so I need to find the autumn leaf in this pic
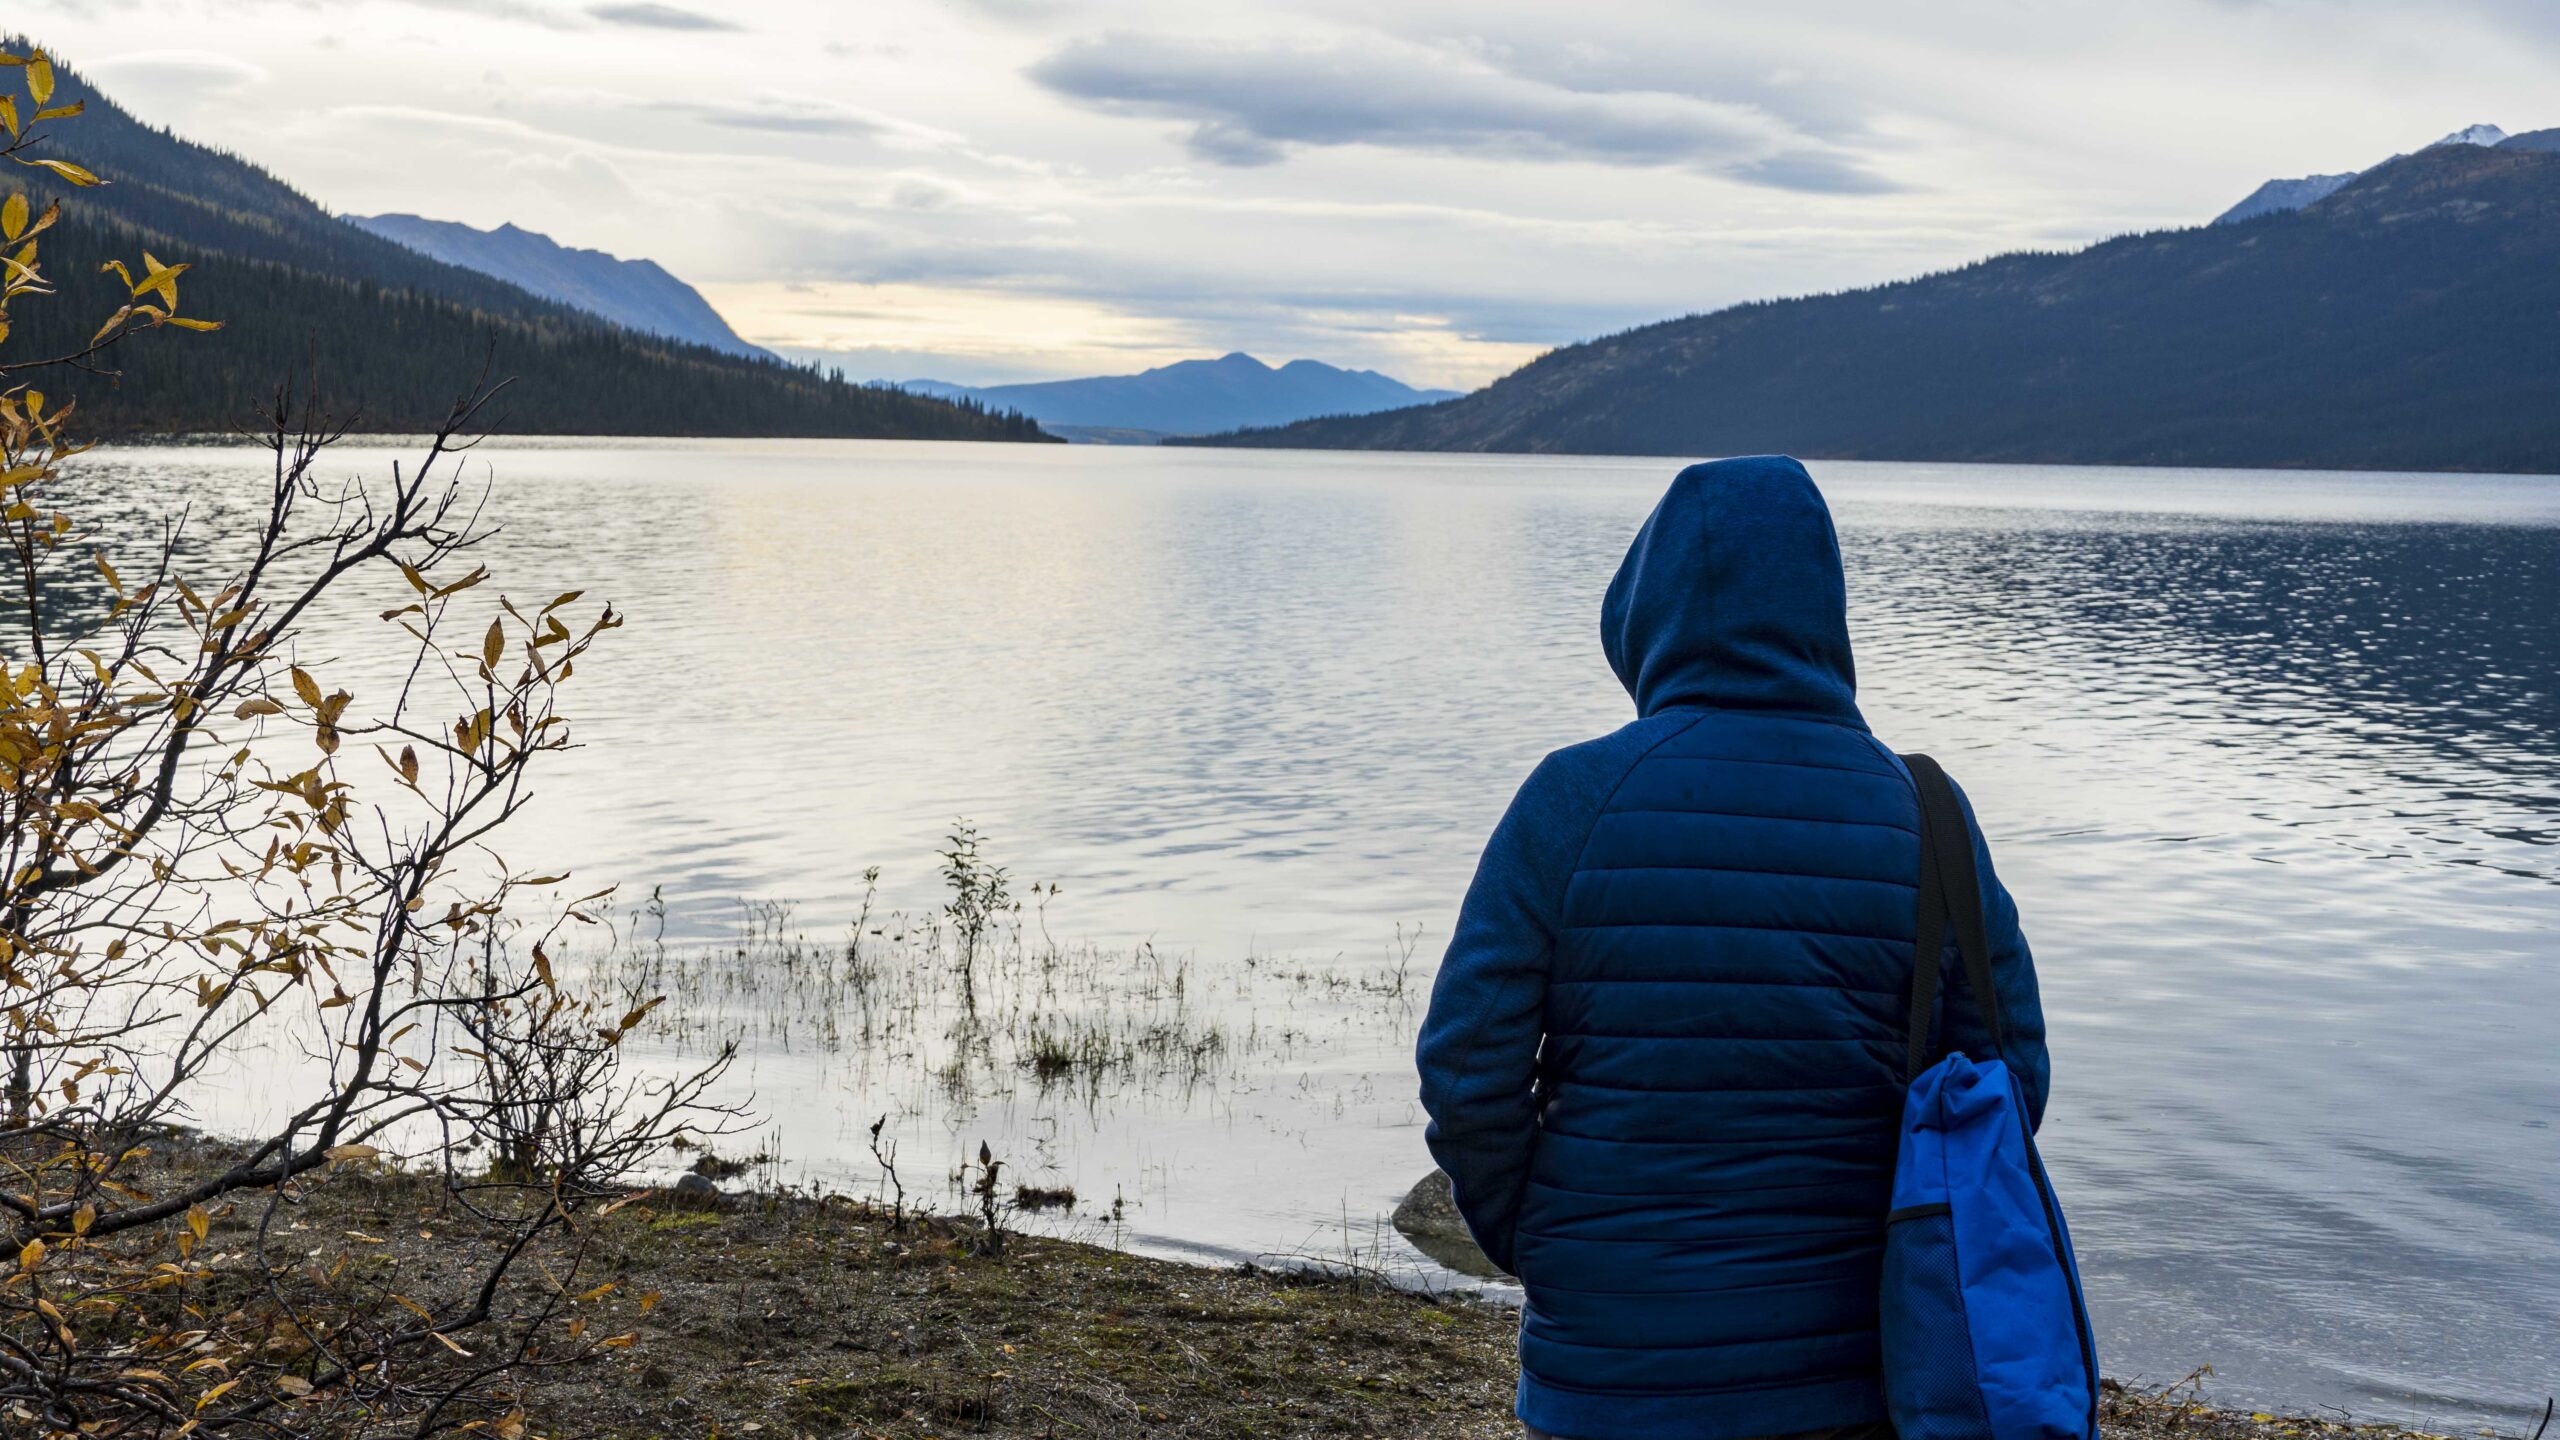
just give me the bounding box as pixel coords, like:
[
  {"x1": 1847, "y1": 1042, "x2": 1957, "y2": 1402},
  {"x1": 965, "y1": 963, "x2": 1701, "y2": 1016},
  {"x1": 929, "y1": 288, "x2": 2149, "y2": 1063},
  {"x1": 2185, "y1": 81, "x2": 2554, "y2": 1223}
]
[{"x1": 18, "y1": 157, "x2": 99, "y2": 187}]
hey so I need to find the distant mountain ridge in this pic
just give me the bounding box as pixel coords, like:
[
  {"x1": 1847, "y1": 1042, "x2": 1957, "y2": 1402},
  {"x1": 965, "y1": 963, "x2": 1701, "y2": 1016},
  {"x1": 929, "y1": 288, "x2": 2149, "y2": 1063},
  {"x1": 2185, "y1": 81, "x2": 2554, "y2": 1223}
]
[
  {"x1": 2213, "y1": 122, "x2": 2508, "y2": 224},
  {"x1": 1186, "y1": 141, "x2": 2560, "y2": 473},
  {"x1": 899, "y1": 353, "x2": 1460, "y2": 438},
  {"x1": 349, "y1": 214, "x2": 772, "y2": 359},
  {"x1": 4, "y1": 47, "x2": 1041, "y2": 440}
]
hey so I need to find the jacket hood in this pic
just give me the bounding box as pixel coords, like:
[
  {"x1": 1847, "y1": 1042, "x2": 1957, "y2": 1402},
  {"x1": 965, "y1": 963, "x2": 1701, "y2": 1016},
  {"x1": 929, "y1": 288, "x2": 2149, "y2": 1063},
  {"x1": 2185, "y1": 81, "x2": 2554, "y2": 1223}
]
[{"x1": 1600, "y1": 456, "x2": 1862, "y2": 723}]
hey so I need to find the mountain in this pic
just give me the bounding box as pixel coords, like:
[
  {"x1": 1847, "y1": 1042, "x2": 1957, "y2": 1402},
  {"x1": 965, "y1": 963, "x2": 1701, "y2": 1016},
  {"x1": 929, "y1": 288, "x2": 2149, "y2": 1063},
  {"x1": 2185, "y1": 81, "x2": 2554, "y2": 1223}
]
[
  {"x1": 4, "y1": 49, "x2": 1045, "y2": 441},
  {"x1": 1184, "y1": 142, "x2": 2560, "y2": 473},
  {"x1": 897, "y1": 353, "x2": 1460, "y2": 439},
  {"x1": 348, "y1": 214, "x2": 772, "y2": 360},
  {"x1": 2214, "y1": 122, "x2": 2506, "y2": 224},
  {"x1": 2434, "y1": 123, "x2": 2511, "y2": 149},
  {"x1": 2214, "y1": 173, "x2": 2358, "y2": 226}
]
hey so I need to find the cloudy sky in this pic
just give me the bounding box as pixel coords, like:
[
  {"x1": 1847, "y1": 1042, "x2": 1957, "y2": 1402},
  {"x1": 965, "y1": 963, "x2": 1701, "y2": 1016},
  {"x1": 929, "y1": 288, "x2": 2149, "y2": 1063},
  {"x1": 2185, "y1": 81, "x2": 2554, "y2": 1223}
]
[{"x1": 16, "y1": 0, "x2": 2558, "y2": 387}]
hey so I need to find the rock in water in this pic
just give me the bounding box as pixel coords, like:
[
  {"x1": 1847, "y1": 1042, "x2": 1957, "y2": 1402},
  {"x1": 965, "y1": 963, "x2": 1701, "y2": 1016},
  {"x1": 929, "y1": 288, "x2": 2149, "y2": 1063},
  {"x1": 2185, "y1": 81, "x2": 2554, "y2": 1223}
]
[{"x1": 1391, "y1": 1170, "x2": 1505, "y2": 1278}]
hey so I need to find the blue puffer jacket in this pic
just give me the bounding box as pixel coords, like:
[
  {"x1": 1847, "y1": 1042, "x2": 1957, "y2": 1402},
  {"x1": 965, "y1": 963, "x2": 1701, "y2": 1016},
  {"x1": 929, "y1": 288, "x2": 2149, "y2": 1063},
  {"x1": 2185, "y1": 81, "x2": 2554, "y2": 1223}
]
[{"x1": 1417, "y1": 456, "x2": 2049, "y2": 1440}]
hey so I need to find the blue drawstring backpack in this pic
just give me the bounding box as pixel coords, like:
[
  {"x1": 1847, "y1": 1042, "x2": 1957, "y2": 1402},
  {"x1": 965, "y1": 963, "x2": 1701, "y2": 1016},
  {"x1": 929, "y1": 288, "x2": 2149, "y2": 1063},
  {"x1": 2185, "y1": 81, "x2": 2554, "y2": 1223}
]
[{"x1": 1883, "y1": 754, "x2": 2100, "y2": 1440}]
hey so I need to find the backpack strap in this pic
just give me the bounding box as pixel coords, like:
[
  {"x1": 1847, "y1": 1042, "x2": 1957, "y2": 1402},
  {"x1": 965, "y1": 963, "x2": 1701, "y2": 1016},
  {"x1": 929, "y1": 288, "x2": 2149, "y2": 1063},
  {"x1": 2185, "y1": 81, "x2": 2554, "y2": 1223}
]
[{"x1": 1900, "y1": 753, "x2": 2006, "y2": 1082}]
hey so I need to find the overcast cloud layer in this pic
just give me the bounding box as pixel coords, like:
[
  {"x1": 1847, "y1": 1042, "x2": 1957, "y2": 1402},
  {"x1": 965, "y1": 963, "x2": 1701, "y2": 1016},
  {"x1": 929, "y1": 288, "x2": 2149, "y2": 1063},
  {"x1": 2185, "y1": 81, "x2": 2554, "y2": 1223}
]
[{"x1": 20, "y1": 0, "x2": 2560, "y2": 387}]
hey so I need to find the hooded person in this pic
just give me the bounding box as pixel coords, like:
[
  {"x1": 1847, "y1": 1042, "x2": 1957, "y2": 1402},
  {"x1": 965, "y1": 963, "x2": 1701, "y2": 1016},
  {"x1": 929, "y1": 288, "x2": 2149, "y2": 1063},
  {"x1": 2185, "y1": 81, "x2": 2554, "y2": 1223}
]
[{"x1": 1415, "y1": 455, "x2": 2051, "y2": 1440}]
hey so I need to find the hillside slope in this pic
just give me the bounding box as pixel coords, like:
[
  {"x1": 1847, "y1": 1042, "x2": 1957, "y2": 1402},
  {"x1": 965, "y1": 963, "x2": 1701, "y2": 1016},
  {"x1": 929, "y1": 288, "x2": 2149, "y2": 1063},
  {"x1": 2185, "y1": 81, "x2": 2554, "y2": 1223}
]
[
  {"x1": 1190, "y1": 144, "x2": 2560, "y2": 472},
  {"x1": 6, "y1": 53, "x2": 1043, "y2": 440},
  {"x1": 351, "y1": 214, "x2": 772, "y2": 359}
]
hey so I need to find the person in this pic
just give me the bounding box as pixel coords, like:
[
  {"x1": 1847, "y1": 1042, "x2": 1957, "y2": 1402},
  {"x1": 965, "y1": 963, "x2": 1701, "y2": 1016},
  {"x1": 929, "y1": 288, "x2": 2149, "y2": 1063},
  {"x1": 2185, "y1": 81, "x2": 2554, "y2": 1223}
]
[{"x1": 1415, "y1": 456, "x2": 2050, "y2": 1440}]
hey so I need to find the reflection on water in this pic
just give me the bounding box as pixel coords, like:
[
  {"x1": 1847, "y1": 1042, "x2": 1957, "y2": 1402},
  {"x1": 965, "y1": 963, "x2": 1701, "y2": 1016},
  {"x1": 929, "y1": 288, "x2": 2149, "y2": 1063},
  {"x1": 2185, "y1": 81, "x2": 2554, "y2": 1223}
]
[{"x1": 80, "y1": 440, "x2": 2559, "y2": 1428}]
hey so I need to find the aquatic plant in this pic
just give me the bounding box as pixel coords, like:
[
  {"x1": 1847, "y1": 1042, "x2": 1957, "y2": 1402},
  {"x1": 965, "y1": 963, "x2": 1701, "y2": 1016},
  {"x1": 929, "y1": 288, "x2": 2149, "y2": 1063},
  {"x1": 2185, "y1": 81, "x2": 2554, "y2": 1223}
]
[{"x1": 938, "y1": 818, "x2": 1015, "y2": 976}]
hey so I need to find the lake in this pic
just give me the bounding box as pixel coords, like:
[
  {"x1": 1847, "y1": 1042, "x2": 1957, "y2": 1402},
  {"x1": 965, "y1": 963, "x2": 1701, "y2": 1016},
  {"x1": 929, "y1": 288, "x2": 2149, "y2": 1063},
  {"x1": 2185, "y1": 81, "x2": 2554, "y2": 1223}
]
[{"x1": 92, "y1": 439, "x2": 2558, "y2": 1429}]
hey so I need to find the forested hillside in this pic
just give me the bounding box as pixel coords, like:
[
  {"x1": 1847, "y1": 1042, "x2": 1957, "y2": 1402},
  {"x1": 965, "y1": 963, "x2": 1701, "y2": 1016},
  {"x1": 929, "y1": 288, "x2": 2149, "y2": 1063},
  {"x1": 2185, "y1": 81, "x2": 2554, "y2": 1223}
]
[
  {"x1": 1191, "y1": 143, "x2": 2560, "y2": 473},
  {"x1": 7, "y1": 53, "x2": 1047, "y2": 440}
]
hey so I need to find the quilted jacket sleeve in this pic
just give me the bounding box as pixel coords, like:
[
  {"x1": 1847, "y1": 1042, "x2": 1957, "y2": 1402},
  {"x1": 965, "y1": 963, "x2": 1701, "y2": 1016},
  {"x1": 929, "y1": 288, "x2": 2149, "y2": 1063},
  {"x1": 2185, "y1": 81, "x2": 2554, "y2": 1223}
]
[
  {"x1": 1417, "y1": 723, "x2": 1673, "y2": 1273},
  {"x1": 1937, "y1": 774, "x2": 2053, "y2": 1130}
]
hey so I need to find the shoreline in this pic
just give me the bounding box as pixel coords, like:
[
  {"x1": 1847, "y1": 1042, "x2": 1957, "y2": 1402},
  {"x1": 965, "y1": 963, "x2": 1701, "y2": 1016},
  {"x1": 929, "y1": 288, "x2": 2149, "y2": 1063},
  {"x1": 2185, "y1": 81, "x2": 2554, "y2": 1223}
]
[{"x1": 176, "y1": 1137, "x2": 2529, "y2": 1440}]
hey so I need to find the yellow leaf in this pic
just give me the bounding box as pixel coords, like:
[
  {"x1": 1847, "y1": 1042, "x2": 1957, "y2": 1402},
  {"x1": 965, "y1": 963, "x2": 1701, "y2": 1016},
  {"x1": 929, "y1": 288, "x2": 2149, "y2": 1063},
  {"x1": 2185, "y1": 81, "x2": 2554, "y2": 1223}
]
[
  {"x1": 90, "y1": 305, "x2": 133, "y2": 346},
  {"x1": 0, "y1": 97, "x2": 16, "y2": 139},
  {"x1": 91, "y1": 549, "x2": 119, "y2": 592},
  {"x1": 233, "y1": 697, "x2": 283, "y2": 719},
  {"x1": 431, "y1": 1330, "x2": 473, "y2": 1357},
  {"x1": 186, "y1": 1205, "x2": 209, "y2": 1242},
  {"x1": 18, "y1": 1238, "x2": 44, "y2": 1271},
  {"x1": 481, "y1": 618, "x2": 505, "y2": 670},
  {"x1": 1, "y1": 193, "x2": 21, "y2": 242},
  {"x1": 71, "y1": 1204, "x2": 93, "y2": 1237},
  {"x1": 32, "y1": 101, "x2": 81, "y2": 122},
  {"x1": 136, "y1": 254, "x2": 184, "y2": 306},
  {"x1": 391, "y1": 1293, "x2": 434, "y2": 1321},
  {"x1": 164, "y1": 316, "x2": 222, "y2": 331},
  {"x1": 17, "y1": 157, "x2": 98, "y2": 187},
  {"x1": 290, "y1": 667, "x2": 322, "y2": 708},
  {"x1": 26, "y1": 57, "x2": 51, "y2": 106}
]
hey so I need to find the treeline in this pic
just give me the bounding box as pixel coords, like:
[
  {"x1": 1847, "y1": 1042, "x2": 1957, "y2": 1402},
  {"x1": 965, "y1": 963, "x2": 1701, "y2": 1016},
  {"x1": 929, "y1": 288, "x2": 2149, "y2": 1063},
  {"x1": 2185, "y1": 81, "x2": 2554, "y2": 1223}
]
[
  {"x1": 20, "y1": 215, "x2": 1052, "y2": 439},
  {"x1": 1191, "y1": 144, "x2": 2560, "y2": 473},
  {"x1": 6, "y1": 47, "x2": 1049, "y2": 440}
]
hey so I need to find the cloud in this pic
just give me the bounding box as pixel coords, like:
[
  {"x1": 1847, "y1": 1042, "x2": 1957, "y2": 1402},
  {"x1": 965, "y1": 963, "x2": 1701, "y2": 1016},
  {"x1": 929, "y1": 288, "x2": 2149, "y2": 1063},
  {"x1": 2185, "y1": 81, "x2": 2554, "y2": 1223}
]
[
  {"x1": 1026, "y1": 32, "x2": 1898, "y2": 192},
  {"x1": 79, "y1": 49, "x2": 270, "y2": 104},
  {"x1": 586, "y1": 2, "x2": 742, "y2": 31},
  {"x1": 647, "y1": 94, "x2": 963, "y2": 145},
  {"x1": 499, "y1": 148, "x2": 642, "y2": 206}
]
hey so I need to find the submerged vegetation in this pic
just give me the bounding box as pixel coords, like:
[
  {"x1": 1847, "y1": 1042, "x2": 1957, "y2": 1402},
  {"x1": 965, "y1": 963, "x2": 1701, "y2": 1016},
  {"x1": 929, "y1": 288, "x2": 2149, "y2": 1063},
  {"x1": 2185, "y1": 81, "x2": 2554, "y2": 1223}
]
[{"x1": 582, "y1": 840, "x2": 1427, "y2": 1135}]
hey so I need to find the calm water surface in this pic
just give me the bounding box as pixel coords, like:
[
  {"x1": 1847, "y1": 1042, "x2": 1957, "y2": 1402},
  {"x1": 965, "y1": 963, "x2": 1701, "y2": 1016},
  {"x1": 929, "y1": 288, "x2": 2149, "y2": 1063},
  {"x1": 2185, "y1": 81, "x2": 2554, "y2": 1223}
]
[{"x1": 96, "y1": 440, "x2": 2559, "y2": 1428}]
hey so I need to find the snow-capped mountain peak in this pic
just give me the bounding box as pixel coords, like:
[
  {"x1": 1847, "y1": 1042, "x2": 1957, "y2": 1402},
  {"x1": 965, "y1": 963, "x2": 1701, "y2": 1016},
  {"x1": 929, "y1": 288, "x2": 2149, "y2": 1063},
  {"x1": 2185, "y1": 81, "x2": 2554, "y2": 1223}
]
[
  {"x1": 2216, "y1": 124, "x2": 2521, "y2": 224},
  {"x1": 2427, "y1": 123, "x2": 2509, "y2": 149}
]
